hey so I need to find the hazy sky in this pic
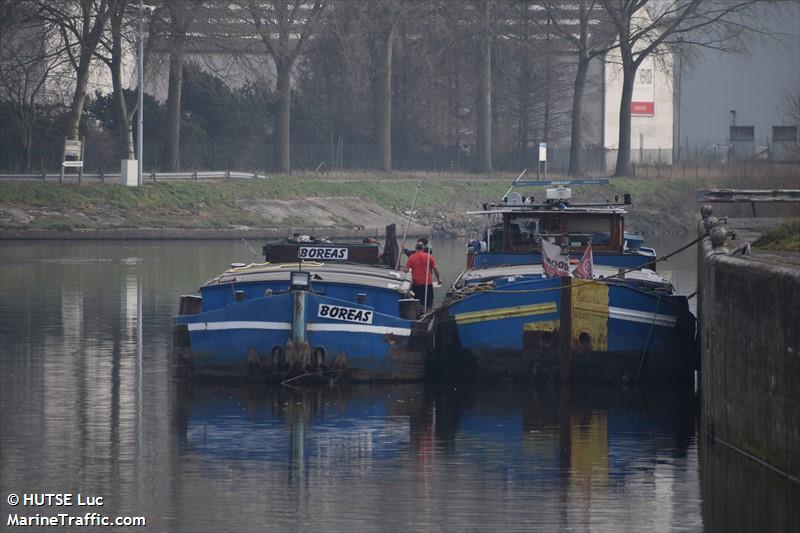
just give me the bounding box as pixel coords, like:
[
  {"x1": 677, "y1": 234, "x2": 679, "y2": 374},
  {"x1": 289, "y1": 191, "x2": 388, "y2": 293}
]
[{"x1": 678, "y1": 2, "x2": 800, "y2": 149}]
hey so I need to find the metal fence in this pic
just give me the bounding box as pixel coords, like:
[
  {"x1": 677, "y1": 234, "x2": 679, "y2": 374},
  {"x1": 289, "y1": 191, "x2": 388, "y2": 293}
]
[
  {"x1": 631, "y1": 159, "x2": 799, "y2": 180},
  {"x1": 2, "y1": 140, "x2": 611, "y2": 174},
  {"x1": 2, "y1": 138, "x2": 796, "y2": 177},
  {"x1": 0, "y1": 170, "x2": 268, "y2": 183}
]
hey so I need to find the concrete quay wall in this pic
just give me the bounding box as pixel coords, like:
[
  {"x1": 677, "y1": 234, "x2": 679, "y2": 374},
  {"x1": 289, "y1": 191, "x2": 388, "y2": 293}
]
[{"x1": 699, "y1": 238, "x2": 800, "y2": 481}]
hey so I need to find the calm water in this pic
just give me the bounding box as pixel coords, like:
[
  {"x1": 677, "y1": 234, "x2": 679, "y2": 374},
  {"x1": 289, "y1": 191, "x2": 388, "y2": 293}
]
[{"x1": 0, "y1": 239, "x2": 794, "y2": 532}]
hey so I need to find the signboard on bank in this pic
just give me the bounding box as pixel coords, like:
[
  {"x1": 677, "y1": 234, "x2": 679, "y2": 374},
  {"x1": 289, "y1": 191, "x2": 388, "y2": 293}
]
[{"x1": 64, "y1": 139, "x2": 82, "y2": 157}]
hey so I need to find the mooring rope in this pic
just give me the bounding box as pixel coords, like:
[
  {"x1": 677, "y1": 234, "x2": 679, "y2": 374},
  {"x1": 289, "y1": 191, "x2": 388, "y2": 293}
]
[
  {"x1": 280, "y1": 368, "x2": 349, "y2": 387},
  {"x1": 636, "y1": 295, "x2": 663, "y2": 381},
  {"x1": 395, "y1": 180, "x2": 422, "y2": 271}
]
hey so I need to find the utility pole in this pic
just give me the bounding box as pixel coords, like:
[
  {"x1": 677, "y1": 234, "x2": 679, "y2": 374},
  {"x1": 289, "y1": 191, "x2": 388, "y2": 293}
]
[{"x1": 137, "y1": 0, "x2": 144, "y2": 185}]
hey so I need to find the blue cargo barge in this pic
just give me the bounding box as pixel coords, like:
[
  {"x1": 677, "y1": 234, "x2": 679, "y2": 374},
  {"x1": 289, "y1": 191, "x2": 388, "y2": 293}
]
[
  {"x1": 172, "y1": 234, "x2": 429, "y2": 382},
  {"x1": 431, "y1": 180, "x2": 697, "y2": 383}
]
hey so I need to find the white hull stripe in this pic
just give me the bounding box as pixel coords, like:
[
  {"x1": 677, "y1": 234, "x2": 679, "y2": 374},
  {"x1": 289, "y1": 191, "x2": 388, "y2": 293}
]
[
  {"x1": 608, "y1": 307, "x2": 676, "y2": 328},
  {"x1": 188, "y1": 321, "x2": 291, "y2": 331},
  {"x1": 307, "y1": 323, "x2": 411, "y2": 336},
  {"x1": 186, "y1": 321, "x2": 411, "y2": 337}
]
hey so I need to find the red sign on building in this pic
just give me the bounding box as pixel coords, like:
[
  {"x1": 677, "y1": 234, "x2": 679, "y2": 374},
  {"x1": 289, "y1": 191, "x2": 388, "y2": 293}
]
[{"x1": 631, "y1": 101, "x2": 655, "y2": 116}]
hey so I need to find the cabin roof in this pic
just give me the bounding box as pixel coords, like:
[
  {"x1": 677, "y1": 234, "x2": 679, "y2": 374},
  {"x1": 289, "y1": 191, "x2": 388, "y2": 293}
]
[
  {"x1": 203, "y1": 261, "x2": 411, "y2": 293},
  {"x1": 456, "y1": 264, "x2": 668, "y2": 286},
  {"x1": 466, "y1": 206, "x2": 628, "y2": 216}
]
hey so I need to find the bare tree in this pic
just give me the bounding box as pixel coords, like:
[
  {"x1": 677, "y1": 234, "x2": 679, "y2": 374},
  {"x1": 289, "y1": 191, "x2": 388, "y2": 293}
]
[
  {"x1": 389, "y1": 1, "x2": 458, "y2": 168},
  {"x1": 0, "y1": 0, "x2": 34, "y2": 61},
  {"x1": 498, "y1": 2, "x2": 542, "y2": 158},
  {"x1": 475, "y1": 0, "x2": 493, "y2": 173},
  {"x1": 239, "y1": 0, "x2": 325, "y2": 173},
  {"x1": 513, "y1": 3, "x2": 533, "y2": 156},
  {"x1": 0, "y1": 0, "x2": 14, "y2": 53},
  {"x1": 95, "y1": 0, "x2": 135, "y2": 159},
  {"x1": 781, "y1": 88, "x2": 800, "y2": 124},
  {"x1": 538, "y1": 1, "x2": 616, "y2": 175},
  {"x1": 364, "y1": 0, "x2": 439, "y2": 173},
  {"x1": 372, "y1": 1, "x2": 401, "y2": 173},
  {"x1": 298, "y1": 0, "x2": 371, "y2": 169},
  {"x1": 0, "y1": 9, "x2": 69, "y2": 170},
  {"x1": 780, "y1": 87, "x2": 800, "y2": 158},
  {"x1": 163, "y1": 0, "x2": 192, "y2": 171},
  {"x1": 308, "y1": 0, "x2": 455, "y2": 172},
  {"x1": 601, "y1": 0, "x2": 775, "y2": 176},
  {"x1": 38, "y1": 0, "x2": 112, "y2": 141}
]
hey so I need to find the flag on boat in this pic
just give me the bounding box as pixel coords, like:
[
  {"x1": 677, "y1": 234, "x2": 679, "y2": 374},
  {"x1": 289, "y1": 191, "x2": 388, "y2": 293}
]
[
  {"x1": 541, "y1": 239, "x2": 571, "y2": 277},
  {"x1": 573, "y1": 243, "x2": 594, "y2": 279}
]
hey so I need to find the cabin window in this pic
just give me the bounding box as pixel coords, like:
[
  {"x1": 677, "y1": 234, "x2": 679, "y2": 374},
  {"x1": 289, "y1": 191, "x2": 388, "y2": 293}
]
[
  {"x1": 538, "y1": 216, "x2": 560, "y2": 239},
  {"x1": 508, "y1": 216, "x2": 540, "y2": 246},
  {"x1": 488, "y1": 225, "x2": 503, "y2": 251},
  {"x1": 564, "y1": 216, "x2": 614, "y2": 246}
]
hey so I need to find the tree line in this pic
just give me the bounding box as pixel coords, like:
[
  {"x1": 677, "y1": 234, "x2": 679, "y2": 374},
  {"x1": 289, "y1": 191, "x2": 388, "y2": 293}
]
[{"x1": 0, "y1": 0, "x2": 780, "y2": 176}]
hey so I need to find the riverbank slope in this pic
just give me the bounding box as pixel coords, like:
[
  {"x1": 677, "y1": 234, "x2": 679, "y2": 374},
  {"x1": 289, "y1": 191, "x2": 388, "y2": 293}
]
[{"x1": 1, "y1": 172, "x2": 796, "y2": 239}]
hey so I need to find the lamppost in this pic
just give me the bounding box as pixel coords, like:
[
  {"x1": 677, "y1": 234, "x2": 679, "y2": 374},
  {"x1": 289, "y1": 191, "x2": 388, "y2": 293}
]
[{"x1": 137, "y1": 0, "x2": 144, "y2": 185}]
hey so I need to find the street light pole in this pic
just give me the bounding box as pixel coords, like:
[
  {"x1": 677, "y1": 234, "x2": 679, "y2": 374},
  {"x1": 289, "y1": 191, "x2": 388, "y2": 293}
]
[{"x1": 137, "y1": 0, "x2": 144, "y2": 186}]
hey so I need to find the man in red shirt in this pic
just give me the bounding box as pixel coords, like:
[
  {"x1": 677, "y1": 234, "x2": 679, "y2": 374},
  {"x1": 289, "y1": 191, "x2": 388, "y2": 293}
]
[{"x1": 402, "y1": 242, "x2": 441, "y2": 309}]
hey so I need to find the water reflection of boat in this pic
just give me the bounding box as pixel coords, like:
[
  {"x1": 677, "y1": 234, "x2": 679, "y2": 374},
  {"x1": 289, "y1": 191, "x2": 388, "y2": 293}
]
[
  {"x1": 172, "y1": 228, "x2": 430, "y2": 382},
  {"x1": 173, "y1": 383, "x2": 697, "y2": 492},
  {"x1": 173, "y1": 384, "x2": 427, "y2": 469},
  {"x1": 432, "y1": 180, "x2": 697, "y2": 383}
]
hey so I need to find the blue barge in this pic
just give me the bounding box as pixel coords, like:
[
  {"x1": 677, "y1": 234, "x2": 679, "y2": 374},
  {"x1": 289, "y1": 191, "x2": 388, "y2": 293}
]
[
  {"x1": 172, "y1": 234, "x2": 430, "y2": 381},
  {"x1": 432, "y1": 180, "x2": 697, "y2": 383}
]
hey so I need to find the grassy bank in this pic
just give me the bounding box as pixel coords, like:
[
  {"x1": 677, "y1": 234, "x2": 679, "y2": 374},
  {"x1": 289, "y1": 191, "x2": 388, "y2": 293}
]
[
  {"x1": 753, "y1": 219, "x2": 800, "y2": 252},
  {"x1": 1, "y1": 171, "x2": 796, "y2": 236},
  {"x1": 0, "y1": 176, "x2": 510, "y2": 230}
]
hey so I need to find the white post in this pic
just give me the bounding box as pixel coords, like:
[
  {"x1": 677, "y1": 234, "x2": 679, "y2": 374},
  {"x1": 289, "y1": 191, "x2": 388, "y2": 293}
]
[{"x1": 122, "y1": 159, "x2": 138, "y2": 186}]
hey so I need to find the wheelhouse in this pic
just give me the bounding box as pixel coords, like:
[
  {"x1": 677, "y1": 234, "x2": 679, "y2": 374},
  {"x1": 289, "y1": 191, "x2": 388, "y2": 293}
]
[
  {"x1": 466, "y1": 180, "x2": 654, "y2": 270},
  {"x1": 496, "y1": 208, "x2": 625, "y2": 253}
]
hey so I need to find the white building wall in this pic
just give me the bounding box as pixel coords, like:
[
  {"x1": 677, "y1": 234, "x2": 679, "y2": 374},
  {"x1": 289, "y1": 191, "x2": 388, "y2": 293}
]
[{"x1": 604, "y1": 51, "x2": 674, "y2": 169}]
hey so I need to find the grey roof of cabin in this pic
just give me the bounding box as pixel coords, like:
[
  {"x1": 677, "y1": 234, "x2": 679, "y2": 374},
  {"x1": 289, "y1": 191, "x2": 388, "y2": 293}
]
[
  {"x1": 204, "y1": 262, "x2": 412, "y2": 294},
  {"x1": 466, "y1": 206, "x2": 628, "y2": 215}
]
